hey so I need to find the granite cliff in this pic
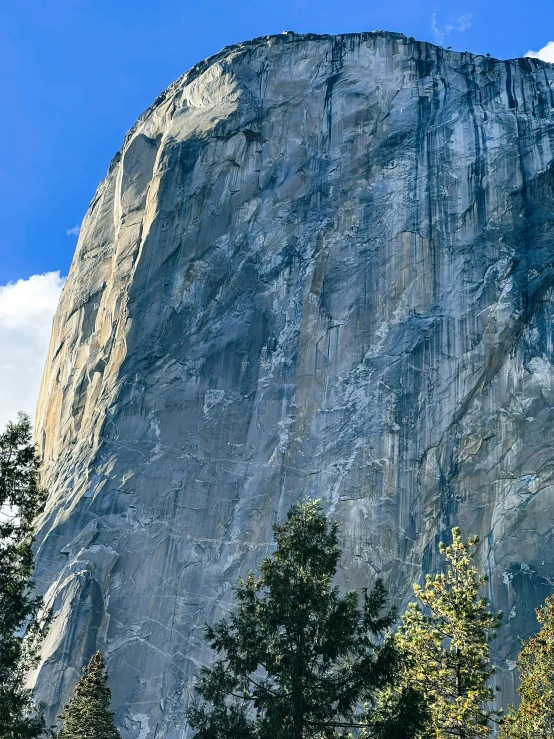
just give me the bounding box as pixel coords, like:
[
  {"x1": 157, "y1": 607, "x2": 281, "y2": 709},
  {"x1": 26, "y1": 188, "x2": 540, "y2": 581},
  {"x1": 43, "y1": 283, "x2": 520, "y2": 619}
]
[{"x1": 33, "y1": 31, "x2": 554, "y2": 738}]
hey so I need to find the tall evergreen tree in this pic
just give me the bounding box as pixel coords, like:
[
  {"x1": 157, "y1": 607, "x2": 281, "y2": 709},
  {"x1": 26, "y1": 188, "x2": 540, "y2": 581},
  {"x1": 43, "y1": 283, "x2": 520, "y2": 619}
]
[
  {"x1": 361, "y1": 676, "x2": 429, "y2": 739},
  {"x1": 56, "y1": 652, "x2": 120, "y2": 739},
  {"x1": 187, "y1": 499, "x2": 425, "y2": 739},
  {"x1": 501, "y1": 594, "x2": 554, "y2": 739},
  {"x1": 396, "y1": 528, "x2": 501, "y2": 739},
  {"x1": 0, "y1": 413, "x2": 48, "y2": 738}
]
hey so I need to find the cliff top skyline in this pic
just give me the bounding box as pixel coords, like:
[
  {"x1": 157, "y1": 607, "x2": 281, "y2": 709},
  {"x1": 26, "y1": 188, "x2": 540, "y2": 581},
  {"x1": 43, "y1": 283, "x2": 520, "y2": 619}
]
[
  {"x1": 1, "y1": 0, "x2": 552, "y2": 285},
  {"x1": 0, "y1": 2, "x2": 552, "y2": 426}
]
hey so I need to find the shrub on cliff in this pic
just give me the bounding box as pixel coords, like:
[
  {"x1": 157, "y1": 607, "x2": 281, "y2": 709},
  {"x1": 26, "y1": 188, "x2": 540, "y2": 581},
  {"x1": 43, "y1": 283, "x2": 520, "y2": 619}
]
[
  {"x1": 187, "y1": 499, "x2": 425, "y2": 739},
  {"x1": 0, "y1": 413, "x2": 48, "y2": 738},
  {"x1": 56, "y1": 652, "x2": 120, "y2": 739}
]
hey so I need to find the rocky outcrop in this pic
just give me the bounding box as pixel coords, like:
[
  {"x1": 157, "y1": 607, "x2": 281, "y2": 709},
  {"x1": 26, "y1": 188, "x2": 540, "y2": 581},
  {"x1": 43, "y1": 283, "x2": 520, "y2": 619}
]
[{"x1": 33, "y1": 31, "x2": 554, "y2": 737}]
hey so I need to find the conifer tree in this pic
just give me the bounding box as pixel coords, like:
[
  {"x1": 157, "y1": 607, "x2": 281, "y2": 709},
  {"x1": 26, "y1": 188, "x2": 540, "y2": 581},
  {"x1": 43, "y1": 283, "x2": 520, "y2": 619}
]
[
  {"x1": 188, "y1": 499, "x2": 425, "y2": 739},
  {"x1": 0, "y1": 413, "x2": 48, "y2": 738},
  {"x1": 396, "y1": 528, "x2": 501, "y2": 739},
  {"x1": 501, "y1": 594, "x2": 554, "y2": 739},
  {"x1": 56, "y1": 652, "x2": 120, "y2": 739},
  {"x1": 361, "y1": 677, "x2": 429, "y2": 739}
]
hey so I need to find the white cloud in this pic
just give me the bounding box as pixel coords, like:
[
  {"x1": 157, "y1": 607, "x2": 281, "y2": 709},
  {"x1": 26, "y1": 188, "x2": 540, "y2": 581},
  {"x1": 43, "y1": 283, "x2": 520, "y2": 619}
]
[
  {"x1": 431, "y1": 12, "x2": 473, "y2": 46},
  {"x1": 66, "y1": 224, "x2": 81, "y2": 236},
  {"x1": 0, "y1": 272, "x2": 65, "y2": 431},
  {"x1": 525, "y1": 41, "x2": 554, "y2": 63}
]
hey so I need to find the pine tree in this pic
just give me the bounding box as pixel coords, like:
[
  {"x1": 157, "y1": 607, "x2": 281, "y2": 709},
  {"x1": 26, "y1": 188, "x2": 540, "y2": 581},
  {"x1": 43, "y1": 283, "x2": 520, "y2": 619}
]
[
  {"x1": 56, "y1": 652, "x2": 120, "y2": 739},
  {"x1": 501, "y1": 594, "x2": 554, "y2": 739},
  {"x1": 396, "y1": 528, "x2": 502, "y2": 739},
  {"x1": 361, "y1": 677, "x2": 430, "y2": 739},
  {"x1": 187, "y1": 499, "x2": 425, "y2": 739},
  {"x1": 0, "y1": 413, "x2": 48, "y2": 738}
]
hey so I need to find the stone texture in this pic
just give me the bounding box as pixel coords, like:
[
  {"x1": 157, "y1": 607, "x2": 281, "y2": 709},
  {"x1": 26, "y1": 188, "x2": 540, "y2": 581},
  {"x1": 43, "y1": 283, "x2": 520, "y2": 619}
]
[{"x1": 33, "y1": 31, "x2": 554, "y2": 738}]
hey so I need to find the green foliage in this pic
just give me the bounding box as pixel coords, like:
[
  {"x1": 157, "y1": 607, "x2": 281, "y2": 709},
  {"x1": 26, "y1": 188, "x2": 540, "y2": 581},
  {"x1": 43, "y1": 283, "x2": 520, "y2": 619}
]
[
  {"x1": 0, "y1": 413, "x2": 48, "y2": 738},
  {"x1": 56, "y1": 652, "x2": 120, "y2": 739},
  {"x1": 188, "y1": 499, "x2": 425, "y2": 739},
  {"x1": 396, "y1": 528, "x2": 502, "y2": 739},
  {"x1": 501, "y1": 594, "x2": 554, "y2": 739},
  {"x1": 361, "y1": 677, "x2": 429, "y2": 739}
]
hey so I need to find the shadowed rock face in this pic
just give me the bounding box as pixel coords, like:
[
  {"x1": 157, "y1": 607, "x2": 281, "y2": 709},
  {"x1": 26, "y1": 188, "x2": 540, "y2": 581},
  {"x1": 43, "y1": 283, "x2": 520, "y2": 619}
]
[{"x1": 33, "y1": 31, "x2": 554, "y2": 737}]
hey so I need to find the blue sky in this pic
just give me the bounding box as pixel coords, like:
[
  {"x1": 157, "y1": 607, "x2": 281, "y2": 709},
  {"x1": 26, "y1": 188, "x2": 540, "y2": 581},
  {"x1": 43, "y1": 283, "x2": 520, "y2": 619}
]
[{"x1": 0, "y1": 0, "x2": 552, "y2": 424}]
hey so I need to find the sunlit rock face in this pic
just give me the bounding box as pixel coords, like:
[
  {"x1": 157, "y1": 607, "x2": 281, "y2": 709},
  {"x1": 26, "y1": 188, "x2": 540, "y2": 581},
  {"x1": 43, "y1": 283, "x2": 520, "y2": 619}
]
[{"x1": 33, "y1": 31, "x2": 554, "y2": 737}]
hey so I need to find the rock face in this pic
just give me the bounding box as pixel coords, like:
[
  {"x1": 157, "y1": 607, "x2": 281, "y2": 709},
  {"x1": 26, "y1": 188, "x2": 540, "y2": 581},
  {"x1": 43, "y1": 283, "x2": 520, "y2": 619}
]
[{"x1": 33, "y1": 31, "x2": 554, "y2": 737}]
